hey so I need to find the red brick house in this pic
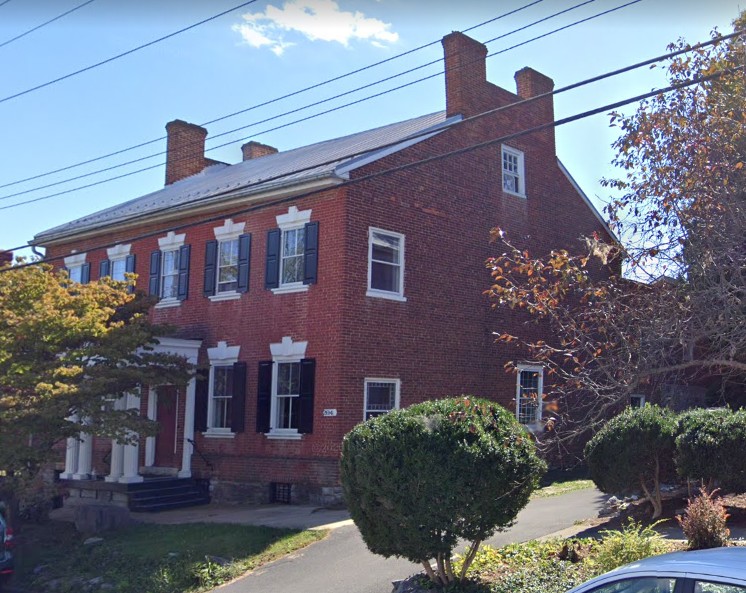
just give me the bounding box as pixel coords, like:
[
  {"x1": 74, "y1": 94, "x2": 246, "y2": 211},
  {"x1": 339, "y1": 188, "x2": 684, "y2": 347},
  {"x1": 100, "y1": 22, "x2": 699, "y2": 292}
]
[{"x1": 32, "y1": 32, "x2": 614, "y2": 506}]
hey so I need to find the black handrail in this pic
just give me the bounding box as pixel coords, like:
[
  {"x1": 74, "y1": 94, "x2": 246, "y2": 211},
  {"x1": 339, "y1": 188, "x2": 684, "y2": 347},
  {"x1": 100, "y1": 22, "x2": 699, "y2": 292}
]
[{"x1": 187, "y1": 438, "x2": 214, "y2": 471}]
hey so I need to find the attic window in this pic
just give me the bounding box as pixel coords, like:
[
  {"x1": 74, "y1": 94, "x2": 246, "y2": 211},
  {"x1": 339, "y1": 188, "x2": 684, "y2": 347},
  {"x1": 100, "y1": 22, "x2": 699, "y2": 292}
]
[{"x1": 501, "y1": 145, "x2": 525, "y2": 198}]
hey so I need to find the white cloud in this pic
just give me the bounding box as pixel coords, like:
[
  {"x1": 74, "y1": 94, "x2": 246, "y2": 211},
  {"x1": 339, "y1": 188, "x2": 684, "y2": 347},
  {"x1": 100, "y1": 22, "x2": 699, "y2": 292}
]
[{"x1": 233, "y1": 0, "x2": 399, "y2": 55}]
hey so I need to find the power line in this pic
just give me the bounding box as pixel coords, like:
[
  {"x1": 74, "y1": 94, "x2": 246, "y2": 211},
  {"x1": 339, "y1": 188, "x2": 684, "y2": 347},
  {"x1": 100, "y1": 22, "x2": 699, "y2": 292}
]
[
  {"x1": 0, "y1": 0, "x2": 97, "y2": 50},
  {"x1": 4, "y1": 43, "x2": 741, "y2": 260},
  {"x1": 0, "y1": 0, "x2": 259, "y2": 105},
  {"x1": 0, "y1": 0, "x2": 547, "y2": 191},
  {"x1": 0, "y1": 0, "x2": 614, "y2": 205},
  {"x1": 0, "y1": 0, "x2": 596, "y2": 203},
  {"x1": 0, "y1": 0, "x2": 13, "y2": 8}
]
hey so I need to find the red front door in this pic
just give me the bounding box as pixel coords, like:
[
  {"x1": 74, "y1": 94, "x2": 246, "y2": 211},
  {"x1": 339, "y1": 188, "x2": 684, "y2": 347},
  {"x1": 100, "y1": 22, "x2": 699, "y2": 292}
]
[{"x1": 154, "y1": 386, "x2": 179, "y2": 468}]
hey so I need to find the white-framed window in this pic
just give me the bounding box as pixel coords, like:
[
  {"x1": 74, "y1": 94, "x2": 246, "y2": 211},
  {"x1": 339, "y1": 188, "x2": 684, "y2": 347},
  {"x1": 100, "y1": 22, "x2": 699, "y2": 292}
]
[
  {"x1": 501, "y1": 145, "x2": 526, "y2": 197},
  {"x1": 206, "y1": 341, "x2": 241, "y2": 437},
  {"x1": 217, "y1": 239, "x2": 239, "y2": 293},
  {"x1": 364, "y1": 378, "x2": 400, "y2": 420},
  {"x1": 160, "y1": 249, "x2": 180, "y2": 299},
  {"x1": 266, "y1": 336, "x2": 309, "y2": 439},
  {"x1": 366, "y1": 228, "x2": 406, "y2": 301},
  {"x1": 516, "y1": 365, "x2": 543, "y2": 426},
  {"x1": 272, "y1": 206, "x2": 313, "y2": 295},
  {"x1": 629, "y1": 394, "x2": 646, "y2": 408},
  {"x1": 107, "y1": 244, "x2": 132, "y2": 281},
  {"x1": 64, "y1": 252, "x2": 88, "y2": 284},
  {"x1": 210, "y1": 219, "x2": 245, "y2": 301}
]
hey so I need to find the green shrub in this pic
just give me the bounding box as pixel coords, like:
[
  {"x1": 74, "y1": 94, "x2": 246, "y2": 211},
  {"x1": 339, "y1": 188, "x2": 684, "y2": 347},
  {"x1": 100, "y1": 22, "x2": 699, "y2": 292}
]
[
  {"x1": 585, "y1": 405, "x2": 677, "y2": 518},
  {"x1": 592, "y1": 519, "x2": 669, "y2": 573},
  {"x1": 677, "y1": 487, "x2": 730, "y2": 550},
  {"x1": 340, "y1": 396, "x2": 546, "y2": 586},
  {"x1": 675, "y1": 408, "x2": 746, "y2": 492}
]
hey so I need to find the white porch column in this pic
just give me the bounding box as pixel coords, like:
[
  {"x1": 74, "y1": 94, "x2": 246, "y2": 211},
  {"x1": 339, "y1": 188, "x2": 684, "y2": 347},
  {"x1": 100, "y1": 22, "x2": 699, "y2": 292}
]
[
  {"x1": 105, "y1": 441, "x2": 125, "y2": 482},
  {"x1": 178, "y1": 376, "x2": 197, "y2": 478},
  {"x1": 72, "y1": 426, "x2": 92, "y2": 480},
  {"x1": 59, "y1": 436, "x2": 80, "y2": 480},
  {"x1": 144, "y1": 387, "x2": 157, "y2": 467},
  {"x1": 119, "y1": 392, "x2": 144, "y2": 484},
  {"x1": 59, "y1": 413, "x2": 80, "y2": 480},
  {"x1": 105, "y1": 397, "x2": 125, "y2": 482}
]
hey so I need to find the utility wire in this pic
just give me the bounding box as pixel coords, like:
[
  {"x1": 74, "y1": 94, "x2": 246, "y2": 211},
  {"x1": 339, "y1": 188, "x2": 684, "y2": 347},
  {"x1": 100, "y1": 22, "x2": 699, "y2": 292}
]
[
  {"x1": 4, "y1": 62, "x2": 740, "y2": 269},
  {"x1": 0, "y1": 0, "x2": 259, "y2": 105},
  {"x1": 0, "y1": 0, "x2": 97, "y2": 50},
  {"x1": 0, "y1": 0, "x2": 13, "y2": 8},
  {"x1": 0, "y1": 0, "x2": 612, "y2": 203},
  {"x1": 0, "y1": 0, "x2": 547, "y2": 191}
]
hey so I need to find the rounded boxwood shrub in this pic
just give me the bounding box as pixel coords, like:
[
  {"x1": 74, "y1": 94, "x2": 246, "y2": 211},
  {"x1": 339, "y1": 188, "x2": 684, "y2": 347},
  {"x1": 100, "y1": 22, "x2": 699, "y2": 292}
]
[
  {"x1": 340, "y1": 396, "x2": 546, "y2": 586},
  {"x1": 675, "y1": 407, "x2": 746, "y2": 492},
  {"x1": 584, "y1": 405, "x2": 677, "y2": 518}
]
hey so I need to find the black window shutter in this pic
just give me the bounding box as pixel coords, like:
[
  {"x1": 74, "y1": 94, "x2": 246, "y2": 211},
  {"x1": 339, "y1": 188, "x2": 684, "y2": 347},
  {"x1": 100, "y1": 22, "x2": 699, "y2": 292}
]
[
  {"x1": 203, "y1": 240, "x2": 218, "y2": 296},
  {"x1": 298, "y1": 358, "x2": 316, "y2": 434},
  {"x1": 237, "y1": 233, "x2": 251, "y2": 293},
  {"x1": 265, "y1": 229, "x2": 281, "y2": 289},
  {"x1": 99, "y1": 259, "x2": 111, "y2": 279},
  {"x1": 194, "y1": 369, "x2": 209, "y2": 432},
  {"x1": 148, "y1": 250, "x2": 161, "y2": 296},
  {"x1": 230, "y1": 361, "x2": 247, "y2": 433},
  {"x1": 80, "y1": 263, "x2": 91, "y2": 284},
  {"x1": 303, "y1": 221, "x2": 319, "y2": 285},
  {"x1": 256, "y1": 360, "x2": 273, "y2": 433},
  {"x1": 177, "y1": 244, "x2": 191, "y2": 301},
  {"x1": 125, "y1": 254, "x2": 136, "y2": 292}
]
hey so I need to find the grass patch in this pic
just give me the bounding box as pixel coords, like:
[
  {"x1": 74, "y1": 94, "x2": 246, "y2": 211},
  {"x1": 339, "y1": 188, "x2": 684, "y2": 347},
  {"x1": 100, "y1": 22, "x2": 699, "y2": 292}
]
[
  {"x1": 532, "y1": 479, "x2": 595, "y2": 498},
  {"x1": 14, "y1": 520, "x2": 326, "y2": 593}
]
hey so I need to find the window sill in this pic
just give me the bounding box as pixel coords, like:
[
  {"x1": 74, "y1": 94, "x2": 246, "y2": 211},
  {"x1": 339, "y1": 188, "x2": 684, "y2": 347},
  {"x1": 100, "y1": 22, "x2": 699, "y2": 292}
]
[
  {"x1": 208, "y1": 292, "x2": 241, "y2": 302},
  {"x1": 202, "y1": 430, "x2": 236, "y2": 439},
  {"x1": 264, "y1": 431, "x2": 302, "y2": 441},
  {"x1": 366, "y1": 289, "x2": 407, "y2": 302},
  {"x1": 271, "y1": 284, "x2": 309, "y2": 295},
  {"x1": 521, "y1": 422, "x2": 543, "y2": 435},
  {"x1": 154, "y1": 298, "x2": 181, "y2": 309},
  {"x1": 503, "y1": 189, "x2": 527, "y2": 199}
]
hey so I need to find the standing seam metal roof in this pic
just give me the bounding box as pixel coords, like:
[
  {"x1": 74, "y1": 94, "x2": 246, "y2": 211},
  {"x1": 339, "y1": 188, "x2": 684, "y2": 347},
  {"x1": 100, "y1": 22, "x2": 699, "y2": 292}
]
[{"x1": 35, "y1": 111, "x2": 456, "y2": 243}]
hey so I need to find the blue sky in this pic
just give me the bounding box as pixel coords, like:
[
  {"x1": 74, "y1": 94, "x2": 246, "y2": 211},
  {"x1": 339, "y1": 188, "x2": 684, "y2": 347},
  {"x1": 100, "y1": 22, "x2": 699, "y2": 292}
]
[{"x1": 0, "y1": 0, "x2": 741, "y2": 259}]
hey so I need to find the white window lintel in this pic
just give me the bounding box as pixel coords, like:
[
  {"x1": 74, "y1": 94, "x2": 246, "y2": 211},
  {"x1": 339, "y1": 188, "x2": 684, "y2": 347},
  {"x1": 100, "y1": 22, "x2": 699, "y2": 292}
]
[
  {"x1": 213, "y1": 219, "x2": 245, "y2": 241},
  {"x1": 207, "y1": 341, "x2": 240, "y2": 365},
  {"x1": 64, "y1": 252, "x2": 87, "y2": 267},
  {"x1": 158, "y1": 231, "x2": 186, "y2": 251},
  {"x1": 270, "y1": 336, "x2": 308, "y2": 360},
  {"x1": 106, "y1": 243, "x2": 132, "y2": 260},
  {"x1": 276, "y1": 206, "x2": 311, "y2": 230}
]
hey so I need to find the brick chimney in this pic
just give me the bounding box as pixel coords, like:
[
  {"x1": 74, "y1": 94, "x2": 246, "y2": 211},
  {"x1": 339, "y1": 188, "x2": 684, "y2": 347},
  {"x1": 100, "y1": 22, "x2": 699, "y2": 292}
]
[
  {"x1": 514, "y1": 67, "x2": 556, "y2": 152},
  {"x1": 0, "y1": 250, "x2": 12, "y2": 267},
  {"x1": 241, "y1": 141, "x2": 278, "y2": 161},
  {"x1": 442, "y1": 31, "x2": 488, "y2": 118},
  {"x1": 165, "y1": 120, "x2": 208, "y2": 185}
]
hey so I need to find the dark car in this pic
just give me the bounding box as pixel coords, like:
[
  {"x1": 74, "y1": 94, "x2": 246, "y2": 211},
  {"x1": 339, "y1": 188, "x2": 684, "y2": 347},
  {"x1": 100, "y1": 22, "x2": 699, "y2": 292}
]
[{"x1": 0, "y1": 508, "x2": 14, "y2": 590}]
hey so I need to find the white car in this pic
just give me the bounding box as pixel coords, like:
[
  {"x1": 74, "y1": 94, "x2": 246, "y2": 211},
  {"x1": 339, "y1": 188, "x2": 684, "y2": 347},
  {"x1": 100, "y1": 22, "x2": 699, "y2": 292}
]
[{"x1": 566, "y1": 548, "x2": 746, "y2": 593}]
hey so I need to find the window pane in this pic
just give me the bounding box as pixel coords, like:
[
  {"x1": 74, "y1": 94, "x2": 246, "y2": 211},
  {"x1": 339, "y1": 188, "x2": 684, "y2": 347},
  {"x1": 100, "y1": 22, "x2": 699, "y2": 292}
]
[
  {"x1": 277, "y1": 362, "x2": 300, "y2": 396},
  {"x1": 111, "y1": 258, "x2": 127, "y2": 281},
  {"x1": 587, "y1": 578, "x2": 676, "y2": 593},
  {"x1": 281, "y1": 229, "x2": 305, "y2": 284},
  {"x1": 162, "y1": 250, "x2": 178, "y2": 274},
  {"x1": 372, "y1": 233, "x2": 400, "y2": 264},
  {"x1": 277, "y1": 396, "x2": 298, "y2": 429},
  {"x1": 217, "y1": 239, "x2": 239, "y2": 292},
  {"x1": 371, "y1": 261, "x2": 400, "y2": 292},
  {"x1": 69, "y1": 265, "x2": 83, "y2": 283},
  {"x1": 695, "y1": 582, "x2": 746, "y2": 593},
  {"x1": 518, "y1": 369, "x2": 540, "y2": 424},
  {"x1": 214, "y1": 367, "x2": 234, "y2": 397},
  {"x1": 366, "y1": 382, "x2": 396, "y2": 419}
]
